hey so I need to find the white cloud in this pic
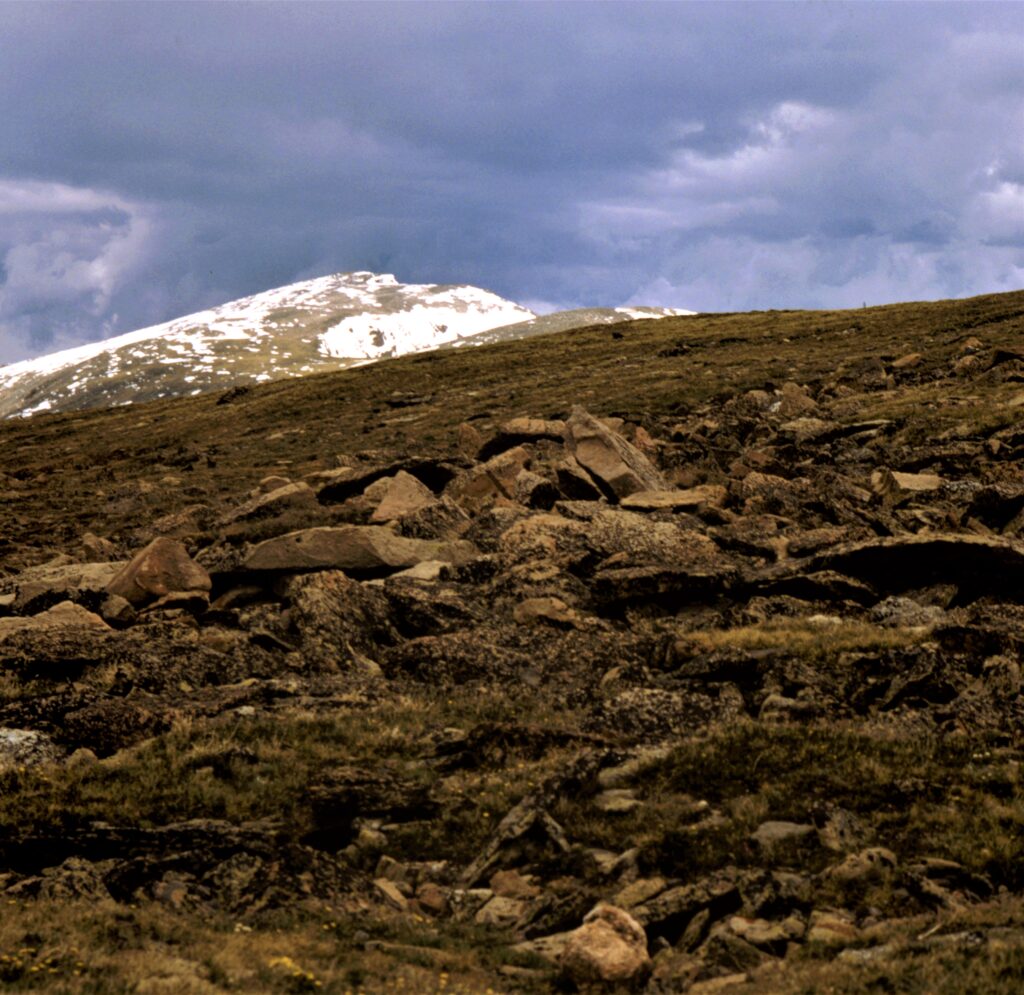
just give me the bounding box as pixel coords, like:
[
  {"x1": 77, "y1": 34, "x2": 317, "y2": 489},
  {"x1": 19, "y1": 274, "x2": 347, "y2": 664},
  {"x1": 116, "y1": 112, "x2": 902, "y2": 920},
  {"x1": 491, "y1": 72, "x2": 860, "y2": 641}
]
[{"x1": 0, "y1": 179, "x2": 158, "y2": 362}]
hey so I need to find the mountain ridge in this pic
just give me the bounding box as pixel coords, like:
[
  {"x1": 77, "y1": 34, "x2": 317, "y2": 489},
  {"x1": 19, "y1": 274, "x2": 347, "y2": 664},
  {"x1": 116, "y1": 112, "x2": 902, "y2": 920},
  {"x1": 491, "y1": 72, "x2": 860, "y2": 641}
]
[{"x1": 0, "y1": 271, "x2": 693, "y2": 419}]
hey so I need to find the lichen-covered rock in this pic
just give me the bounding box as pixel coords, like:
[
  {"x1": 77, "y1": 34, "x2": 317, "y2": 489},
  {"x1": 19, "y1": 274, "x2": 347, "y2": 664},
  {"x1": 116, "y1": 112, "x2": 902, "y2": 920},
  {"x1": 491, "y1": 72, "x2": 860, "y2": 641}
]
[
  {"x1": 284, "y1": 570, "x2": 397, "y2": 671},
  {"x1": 0, "y1": 728, "x2": 60, "y2": 770}
]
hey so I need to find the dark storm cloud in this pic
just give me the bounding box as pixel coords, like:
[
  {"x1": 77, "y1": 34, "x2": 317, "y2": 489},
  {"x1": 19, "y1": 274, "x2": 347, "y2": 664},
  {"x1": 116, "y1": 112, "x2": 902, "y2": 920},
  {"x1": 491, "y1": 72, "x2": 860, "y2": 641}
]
[{"x1": 1, "y1": 2, "x2": 1023, "y2": 362}]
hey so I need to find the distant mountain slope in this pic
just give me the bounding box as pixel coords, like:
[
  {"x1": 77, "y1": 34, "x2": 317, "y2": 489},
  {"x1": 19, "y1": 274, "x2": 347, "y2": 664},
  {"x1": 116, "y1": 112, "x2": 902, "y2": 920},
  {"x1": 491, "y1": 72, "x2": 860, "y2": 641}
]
[
  {"x1": 0, "y1": 272, "x2": 534, "y2": 419},
  {"x1": 474, "y1": 305, "x2": 695, "y2": 346},
  {"x1": 0, "y1": 272, "x2": 694, "y2": 419}
]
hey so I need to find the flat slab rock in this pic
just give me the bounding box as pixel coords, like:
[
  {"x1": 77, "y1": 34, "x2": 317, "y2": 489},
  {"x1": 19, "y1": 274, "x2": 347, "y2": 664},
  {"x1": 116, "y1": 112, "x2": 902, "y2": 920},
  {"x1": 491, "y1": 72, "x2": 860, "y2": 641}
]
[{"x1": 242, "y1": 525, "x2": 477, "y2": 575}]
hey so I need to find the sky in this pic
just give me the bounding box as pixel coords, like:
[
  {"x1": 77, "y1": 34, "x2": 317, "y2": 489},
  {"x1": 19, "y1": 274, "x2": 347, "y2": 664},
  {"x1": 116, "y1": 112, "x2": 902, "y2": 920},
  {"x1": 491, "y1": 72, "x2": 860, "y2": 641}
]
[{"x1": 2, "y1": 2, "x2": 1024, "y2": 364}]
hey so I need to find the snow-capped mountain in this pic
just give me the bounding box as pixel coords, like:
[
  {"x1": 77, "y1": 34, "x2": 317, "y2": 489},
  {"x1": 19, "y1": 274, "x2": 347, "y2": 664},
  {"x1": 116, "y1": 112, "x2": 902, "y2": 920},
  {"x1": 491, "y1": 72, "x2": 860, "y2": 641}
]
[{"x1": 0, "y1": 272, "x2": 693, "y2": 419}]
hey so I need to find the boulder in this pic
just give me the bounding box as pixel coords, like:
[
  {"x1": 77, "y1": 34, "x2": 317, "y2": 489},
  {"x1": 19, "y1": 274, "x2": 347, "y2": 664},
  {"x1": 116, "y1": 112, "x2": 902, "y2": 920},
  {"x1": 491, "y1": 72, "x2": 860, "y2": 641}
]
[
  {"x1": 559, "y1": 903, "x2": 651, "y2": 986},
  {"x1": 564, "y1": 406, "x2": 666, "y2": 500},
  {"x1": 369, "y1": 471, "x2": 437, "y2": 523},
  {"x1": 106, "y1": 538, "x2": 211, "y2": 608},
  {"x1": 243, "y1": 526, "x2": 477, "y2": 575}
]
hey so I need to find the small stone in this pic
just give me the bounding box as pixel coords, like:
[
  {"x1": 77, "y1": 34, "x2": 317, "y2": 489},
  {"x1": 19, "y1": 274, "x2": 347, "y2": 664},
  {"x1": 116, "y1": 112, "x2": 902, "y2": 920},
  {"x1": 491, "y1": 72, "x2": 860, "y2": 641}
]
[
  {"x1": 807, "y1": 910, "x2": 860, "y2": 945},
  {"x1": 594, "y1": 789, "x2": 641, "y2": 814},
  {"x1": 512, "y1": 596, "x2": 580, "y2": 627},
  {"x1": 750, "y1": 821, "x2": 816, "y2": 848},
  {"x1": 416, "y1": 882, "x2": 449, "y2": 916},
  {"x1": 489, "y1": 869, "x2": 540, "y2": 899},
  {"x1": 475, "y1": 895, "x2": 528, "y2": 928},
  {"x1": 373, "y1": 877, "x2": 409, "y2": 911},
  {"x1": 891, "y1": 352, "x2": 923, "y2": 369},
  {"x1": 824, "y1": 847, "x2": 898, "y2": 884}
]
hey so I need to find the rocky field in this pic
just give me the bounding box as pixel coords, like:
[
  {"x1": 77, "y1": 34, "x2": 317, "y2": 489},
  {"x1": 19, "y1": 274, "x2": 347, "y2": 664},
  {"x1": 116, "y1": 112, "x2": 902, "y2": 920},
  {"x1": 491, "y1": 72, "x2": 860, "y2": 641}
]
[{"x1": 1, "y1": 290, "x2": 1024, "y2": 993}]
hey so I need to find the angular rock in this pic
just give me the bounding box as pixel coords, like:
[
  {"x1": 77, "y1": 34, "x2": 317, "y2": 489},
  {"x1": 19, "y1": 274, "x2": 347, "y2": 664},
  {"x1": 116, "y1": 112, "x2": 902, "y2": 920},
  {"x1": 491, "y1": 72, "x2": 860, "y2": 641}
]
[
  {"x1": 490, "y1": 869, "x2": 541, "y2": 899},
  {"x1": 871, "y1": 468, "x2": 942, "y2": 501},
  {"x1": 369, "y1": 471, "x2": 436, "y2": 523},
  {"x1": 106, "y1": 538, "x2": 211, "y2": 608},
  {"x1": 446, "y1": 446, "x2": 531, "y2": 514},
  {"x1": 513, "y1": 470, "x2": 560, "y2": 510},
  {"x1": 564, "y1": 406, "x2": 666, "y2": 500},
  {"x1": 475, "y1": 895, "x2": 528, "y2": 928},
  {"x1": 554, "y1": 456, "x2": 604, "y2": 501},
  {"x1": 460, "y1": 798, "x2": 570, "y2": 887},
  {"x1": 559, "y1": 903, "x2": 651, "y2": 986},
  {"x1": 80, "y1": 532, "x2": 118, "y2": 562},
  {"x1": 221, "y1": 480, "x2": 318, "y2": 524},
  {"x1": 374, "y1": 877, "x2": 410, "y2": 911},
  {"x1": 477, "y1": 417, "x2": 566, "y2": 461},
  {"x1": 242, "y1": 526, "x2": 477, "y2": 575}
]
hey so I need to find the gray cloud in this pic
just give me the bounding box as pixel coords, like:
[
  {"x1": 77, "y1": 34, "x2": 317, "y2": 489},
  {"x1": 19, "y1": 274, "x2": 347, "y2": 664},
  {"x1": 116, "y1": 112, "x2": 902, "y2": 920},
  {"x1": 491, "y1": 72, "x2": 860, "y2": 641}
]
[{"x1": 1, "y1": 2, "x2": 1023, "y2": 362}]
